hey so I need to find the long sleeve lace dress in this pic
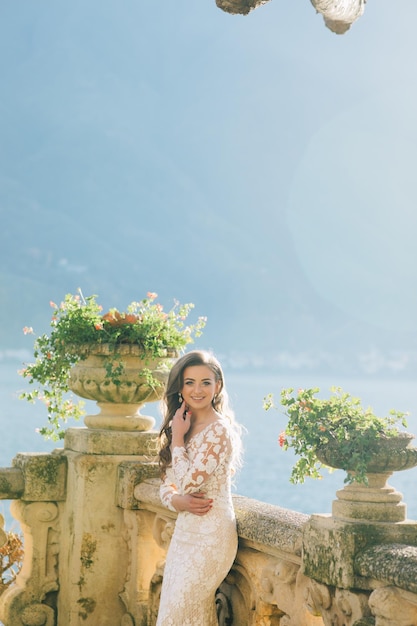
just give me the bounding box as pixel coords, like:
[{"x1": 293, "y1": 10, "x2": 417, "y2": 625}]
[{"x1": 156, "y1": 418, "x2": 238, "y2": 626}]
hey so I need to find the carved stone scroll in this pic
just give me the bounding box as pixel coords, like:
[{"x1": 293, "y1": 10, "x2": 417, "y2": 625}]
[
  {"x1": 0, "y1": 501, "x2": 59, "y2": 626},
  {"x1": 307, "y1": 580, "x2": 371, "y2": 625},
  {"x1": 369, "y1": 586, "x2": 417, "y2": 626}
]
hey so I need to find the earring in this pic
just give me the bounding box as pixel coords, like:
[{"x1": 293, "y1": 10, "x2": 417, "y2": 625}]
[{"x1": 178, "y1": 392, "x2": 183, "y2": 403}]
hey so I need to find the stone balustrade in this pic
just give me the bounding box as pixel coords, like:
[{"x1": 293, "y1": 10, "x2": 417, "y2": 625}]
[{"x1": 0, "y1": 426, "x2": 417, "y2": 625}]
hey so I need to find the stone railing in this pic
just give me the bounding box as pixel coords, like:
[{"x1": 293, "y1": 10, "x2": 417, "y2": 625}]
[{"x1": 0, "y1": 426, "x2": 417, "y2": 625}]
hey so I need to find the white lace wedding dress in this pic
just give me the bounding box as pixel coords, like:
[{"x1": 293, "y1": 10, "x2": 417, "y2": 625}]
[{"x1": 156, "y1": 418, "x2": 238, "y2": 626}]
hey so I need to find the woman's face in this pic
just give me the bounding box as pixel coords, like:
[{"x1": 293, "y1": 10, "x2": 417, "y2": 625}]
[{"x1": 181, "y1": 365, "x2": 221, "y2": 413}]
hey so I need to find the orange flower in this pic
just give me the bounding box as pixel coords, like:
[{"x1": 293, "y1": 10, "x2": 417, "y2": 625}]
[
  {"x1": 124, "y1": 314, "x2": 139, "y2": 324},
  {"x1": 147, "y1": 292, "x2": 158, "y2": 300},
  {"x1": 94, "y1": 322, "x2": 104, "y2": 331},
  {"x1": 278, "y1": 431, "x2": 286, "y2": 447},
  {"x1": 102, "y1": 311, "x2": 138, "y2": 326},
  {"x1": 23, "y1": 326, "x2": 34, "y2": 335},
  {"x1": 102, "y1": 310, "x2": 123, "y2": 326}
]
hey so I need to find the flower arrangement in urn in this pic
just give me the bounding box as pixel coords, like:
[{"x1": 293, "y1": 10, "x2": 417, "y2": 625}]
[
  {"x1": 20, "y1": 290, "x2": 206, "y2": 439},
  {"x1": 264, "y1": 386, "x2": 410, "y2": 485}
]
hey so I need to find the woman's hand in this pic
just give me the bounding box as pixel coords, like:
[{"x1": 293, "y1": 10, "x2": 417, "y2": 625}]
[
  {"x1": 171, "y1": 401, "x2": 192, "y2": 446},
  {"x1": 171, "y1": 492, "x2": 213, "y2": 516}
]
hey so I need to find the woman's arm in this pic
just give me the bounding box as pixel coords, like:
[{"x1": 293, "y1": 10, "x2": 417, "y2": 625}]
[
  {"x1": 160, "y1": 476, "x2": 179, "y2": 512},
  {"x1": 160, "y1": 474, "x2": 213, "y2": 515},
  {"x1": 172, "y1": 421, "x2": 232, "y2": 493},
  {"x1": 171, "y1": 492, "x2": 213, "y2": 515}
]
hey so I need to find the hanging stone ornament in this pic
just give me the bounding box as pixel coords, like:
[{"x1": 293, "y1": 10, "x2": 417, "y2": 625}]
[
  {"x1": 310, "y1": 0, "x2": 366, "y2": 34},
  {"x1": 216, "y1": 0, "x2": 270, "y2": 16},
  {"x1": 216, "y1": 0, "x2": 366, "y2": 34}
]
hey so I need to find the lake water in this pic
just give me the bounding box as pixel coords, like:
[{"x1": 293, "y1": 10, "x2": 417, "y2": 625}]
[{"x1": 1, "y1": 362, "x2": 417, "y2": 529}]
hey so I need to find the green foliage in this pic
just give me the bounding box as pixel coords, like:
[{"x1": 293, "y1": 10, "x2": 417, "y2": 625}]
[
  {"x1": 19, "y1": 289, "x2": 206, "y2": 440},
  {"x1": 264, "y1": 387, "x2": 409, "y2": 485}
]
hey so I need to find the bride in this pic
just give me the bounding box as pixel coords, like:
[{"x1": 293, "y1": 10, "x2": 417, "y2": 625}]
[{"x1": 157, "y1": 350, "x2": 243, "y2": 625}]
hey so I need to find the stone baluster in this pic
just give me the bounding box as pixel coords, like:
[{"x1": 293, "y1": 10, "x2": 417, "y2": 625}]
[
  {"x1": 116, "y1": 461, "x2": 166, "y2": 625},
  {"x1": 0, "y1": 452, "x2": 66, "y2": 626}
]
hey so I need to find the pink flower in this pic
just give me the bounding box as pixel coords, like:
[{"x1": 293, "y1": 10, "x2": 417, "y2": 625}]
[
  {"x1": 23, "y1": 326, "x2": 34, "y2": 335},
  {"x1": 278, "y1": 431, "x2": 286, "y2": 448},
  {"x1": 50, "y1": 301, "x2": 57, "y2": 308},
  {"x1": 147, "y1": 292, "x2": 158, "y2": 300}
]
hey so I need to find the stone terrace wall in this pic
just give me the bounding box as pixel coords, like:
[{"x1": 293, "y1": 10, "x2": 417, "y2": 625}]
[{"x1": 0, "y1": 428, "x2": 417, "y2": 625}]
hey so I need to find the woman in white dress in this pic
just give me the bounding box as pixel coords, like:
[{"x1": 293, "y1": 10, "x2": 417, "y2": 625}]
[{"x1": 157, "y1": 350, "x2": 243, "y2": 626}]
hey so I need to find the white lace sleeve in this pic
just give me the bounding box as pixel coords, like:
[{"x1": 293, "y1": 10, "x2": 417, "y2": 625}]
[
  {"x1": 160, "y1": 472, "x2": 179, "y2": 512},
  {"x1": 171, "y1": 421, "x2": 231, "y2": 493}
]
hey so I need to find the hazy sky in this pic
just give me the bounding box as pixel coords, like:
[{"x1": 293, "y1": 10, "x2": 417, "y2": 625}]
[{"x1": 1, "y1": 0, "x2": 417, "y2": 354}]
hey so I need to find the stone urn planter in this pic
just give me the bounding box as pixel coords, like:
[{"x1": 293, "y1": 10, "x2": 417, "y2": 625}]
[
  {"x1": 19, "y1": 291, "x2": 206, "y2": 439},
  {"x1": 315, "y1": 432, "x2": 417, "y2": 475},
  {"x1": 315, "y1": 433, "x2": 417, "y2": 522},
  {"x1": 68, "y1": 344, "x2": 177, "y2": 431},
  {"x1": 265, "y1": 386, "x2": 412, "y2": 486}
]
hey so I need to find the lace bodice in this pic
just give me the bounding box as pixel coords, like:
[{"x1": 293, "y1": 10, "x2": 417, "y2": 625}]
[{"x1": 160, "y1": 418, "x2": 234, "y2": 511}]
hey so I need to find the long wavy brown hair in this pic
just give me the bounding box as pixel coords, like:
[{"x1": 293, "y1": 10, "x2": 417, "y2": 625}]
[{"x1": 158, "y1": 350, "x2": 241, "y2": 476}]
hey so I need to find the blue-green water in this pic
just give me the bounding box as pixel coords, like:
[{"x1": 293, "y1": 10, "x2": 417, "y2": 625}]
[{"x1": 1, "y1": 362, "x2": 417, "y2": 527}]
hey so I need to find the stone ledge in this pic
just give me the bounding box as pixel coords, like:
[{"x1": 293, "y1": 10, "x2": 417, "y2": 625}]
[
  {"x1": 134, "y1": 479, "x2": 308, "y2": 557},
  {"x1": 233, "y1": 494, "x2": 307, "y2": 557},
  {"x1": 0, "y1": 467, "x2": 24, "y2": 500},
  {"x1": 12, "y1": 451, "x2": 67, "y2": 501},
  {"x1": 355, "y1": 543, "x2": 417, "y2": 595}
]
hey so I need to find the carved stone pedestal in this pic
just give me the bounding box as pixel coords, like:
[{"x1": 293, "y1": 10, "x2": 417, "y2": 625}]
[
  {"x1": 332, "y1": 472, "x2": 407, "y2": 523},
  {"x1": 58, "y1": 427, "x2": 160, "y2": 626}
]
